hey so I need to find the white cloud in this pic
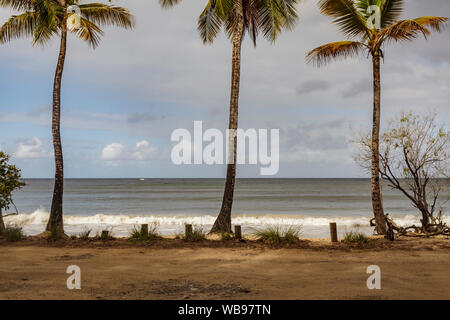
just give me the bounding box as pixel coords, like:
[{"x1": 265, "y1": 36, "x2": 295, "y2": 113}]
[
  {"x1": 14, "y1": 137, "x2": 49, "y2": 159},
  {"x1": 100, "y1": 143, "x2": 125, "y2": 161},
  {"x1": 100, "y1": 140, "x2": 157, "y2": 165}
]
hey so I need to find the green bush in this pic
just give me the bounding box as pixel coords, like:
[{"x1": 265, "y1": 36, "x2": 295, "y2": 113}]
[
  {"x1": 3, "y1": 224, "x2": 23, "y2": 242},
  {"x1": 253, "y1": 225, "x2": 302, "y2": 245},
  {"x1": 343, "y1": 230, "x2": 369, "y2": 245}
]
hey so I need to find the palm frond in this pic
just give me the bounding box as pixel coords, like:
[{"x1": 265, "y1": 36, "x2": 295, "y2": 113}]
[
  {"x1": 319, "y1": 0, "x2": 369, "y2": 38},
  {"x1": 379, "y1": 0, "x2": 404, "y2": 28},
  {"x1": 158, "y1": 0, "x2": 183, "y2": 9},
  {"x1": 72, "y1": 17, "x2": 103, "y2": 48},
  {"x1": 214, "y1": 0, "x2": 234, "y2": 18},
  {"x1": 198, "y1": 1, "x2": 223, "y2": 44},
  {"x1": 79, "y1": 4, "x2": 135, "y2": 29},
  {"x1": 378, "y1": 17, "x2": 447, "y2": 43},
  {"x1": 256, "y1": 0, "x2": 299, "y2": 42},
  {"x1": 273, "y1": 0, "x2": 299, "y2": 30},
  {"x1": 0, "y1": 0, "x2": 34, "y2": 11},
  {"x1": 306, "y1": 40, "x2": 367, "y2": 66},
  {"x1": 414, "y1": 16, "x2": 448, "y2": 32},
  {"x1": 0, "y1": 11, "x2": 37, "y2": 43},
  {"x1": 32, "y1": 18, "x2": 58, "y2": 45},
  {"x1": 243, "y1": 0, "x2": 259, "y2": 46}
]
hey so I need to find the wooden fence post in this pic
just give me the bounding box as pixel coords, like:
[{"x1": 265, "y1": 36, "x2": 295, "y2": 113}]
[
  {"x1": 141, "y1": 224, "x2": 148, "y2": 236},
  {"x1": 235, "y1": 225, "x2": 242, "y2": 240},
  {"x1": 185, "y1": 224, "x2": 193, "y2": 237},
  {"x1": 329, "y1": 222, "x2": 338, "y2": 243},
  {"x1": 101, "y1": 230, "x2": 109, "y2": 240}
]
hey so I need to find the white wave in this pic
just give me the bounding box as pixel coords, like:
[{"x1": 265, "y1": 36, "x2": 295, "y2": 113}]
[{"x1": 6, "y1": 208, "x2": 448, "y2": 238}]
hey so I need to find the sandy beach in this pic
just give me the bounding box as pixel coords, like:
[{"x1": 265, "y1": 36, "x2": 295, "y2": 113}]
[{"x1": 1, "y1": 237, "x2": 449, "y2": 300}]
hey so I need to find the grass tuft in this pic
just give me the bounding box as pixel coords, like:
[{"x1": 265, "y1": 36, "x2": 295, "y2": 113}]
[
  {"x1": 343, "y1": 230, "x2": 369, "y2": 245},
  {"x1": 78, "y1": 229, "x2": 92, "y2": 240},
  {"x1": 3, "y1": 224, "x2": 23, "y2": 242},
  {"x1": 220, "y1": 232, "x2": 234, "y2": 241},
  {"x1": 129, "y1": 223, "x2": 158, "y2": 242},
  {"x1": 96, "y1": 229, "x2": 114, "y2": 241},
  {"x1": 253, "y1": 225, "x2": 302, "y2": 245},
  {"x1": 183, "y1": 225, "x2": 206, "y2": 242}
]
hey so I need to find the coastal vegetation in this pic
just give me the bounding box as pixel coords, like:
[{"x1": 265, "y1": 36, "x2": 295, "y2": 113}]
[
  {"x1": 252, "y1": 225, "x2": 302, "y2": 245},
  {"x1": 2, "y1": 224, "x2": 23, "y2": 242},
  {"x1": 354, "y1": 112, "x2": 450, "y2": 236},
  {"x1": 342, "y1": 230, "x2": 369, "y2": 245},
  {"x1": 0, "y1": 152, "x2": 26, "y2": 234},
  {"x1": 306, "y1": 0, "x2": 448, "y2": 235},
  {"x1": 129, "y1": 223, "x2": 159, "y2": 242},
  {"x1": 182, "y1": 225, "x2": 207, "y2": 242}
]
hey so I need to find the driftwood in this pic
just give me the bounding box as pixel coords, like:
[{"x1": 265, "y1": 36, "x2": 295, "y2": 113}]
[{"x1": 371, "y1": 213, "x2": 449, "y2": 238}]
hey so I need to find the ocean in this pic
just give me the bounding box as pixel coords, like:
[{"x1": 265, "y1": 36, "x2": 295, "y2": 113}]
[{"x1": 6, "y1": 178, "x2": 449, "y2": 238}]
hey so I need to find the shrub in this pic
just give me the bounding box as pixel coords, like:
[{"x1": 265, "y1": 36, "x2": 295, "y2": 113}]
[
  {"x1": 253, "y1": 225, "x2": 302, "y2": 245},
  {"x1": 343, "y1": 230, "x2": 369, "y2": 245},
  {"x1": 3, "y1": 224, "x2": 23, "y2": 242}
]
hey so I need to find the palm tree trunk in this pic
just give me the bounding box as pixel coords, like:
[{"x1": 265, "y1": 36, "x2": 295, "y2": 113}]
[
  {"x1": 371, "y1": 53, "x2": 387, "y2": 235},
  {"x1": 46, "y1": 18, "x2": 67, "y2": 234},
  {"x1": 0, "y1": 208, "x2": 5, "y2": 234},
  {"x1": 210, "y1": 1, "x2": 244, "y2": 234}
]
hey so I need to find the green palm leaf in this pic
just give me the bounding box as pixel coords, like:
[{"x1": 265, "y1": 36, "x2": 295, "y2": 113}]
[
  {"x1": 72, "y1": 17, "x2": 103, "y2": 48},
  {"x1": 0, "y1": 12, "x2": 37, "y2": 43},
  {"x1": 0, "y1": 0, "x2": 34, "y2": 11},
  {"x1": 198, "y1": 1, "x2": 224, "y2": 44},
  {"x1": 319, "y1": 0, "x2": 369, "y2": 38},
  {"x1": 79, "y1": 4, "x2": 134, "y2": 29}
]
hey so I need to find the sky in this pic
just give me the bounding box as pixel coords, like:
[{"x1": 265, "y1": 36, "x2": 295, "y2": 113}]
[{"x1": 0, "y1": 0, "x2": 449, "y2": 178}]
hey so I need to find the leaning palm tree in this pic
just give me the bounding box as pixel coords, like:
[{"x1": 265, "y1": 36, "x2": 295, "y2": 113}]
[
  {"x1": 159, "y1": 0, "x2": 300, "y2": 233},
  {"x1": 306, "y1": 0, "x2": 448, "y2": 234},
  {"x1": 0, "y1": 0, "x2": 134, "y2": 234}
]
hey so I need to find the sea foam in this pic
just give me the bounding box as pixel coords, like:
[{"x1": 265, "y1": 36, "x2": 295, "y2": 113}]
[{"x1": 6, "y1": 207, "x2": 448, "y2": 239}]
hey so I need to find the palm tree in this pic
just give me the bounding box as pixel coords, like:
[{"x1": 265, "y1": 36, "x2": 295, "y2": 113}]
[
  {"x1": 0, "y1": 0, "x2": 134, "y2": 234},
  {"x1": 306, "y1": 0, "x2": 448, "y2": 234},
  {"x1": 159, "y1": 0, "x2": 300, "y2": 233}
]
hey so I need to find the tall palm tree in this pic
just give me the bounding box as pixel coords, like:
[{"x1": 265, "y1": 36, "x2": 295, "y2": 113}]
[
  {"x1": 306, "y1": 0, "x2": 448, "y2": 234},
  {"x1": 0, "y1": 0, "x2": 134, "y2": 234},
  {"x1": 159, "y1": 0, "x2": 300, "y2": 233}
]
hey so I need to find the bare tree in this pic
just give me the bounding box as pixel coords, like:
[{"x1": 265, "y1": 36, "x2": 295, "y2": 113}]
[{"x1": 354, "y1": 112, "x2": 449, "y2": 235}]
